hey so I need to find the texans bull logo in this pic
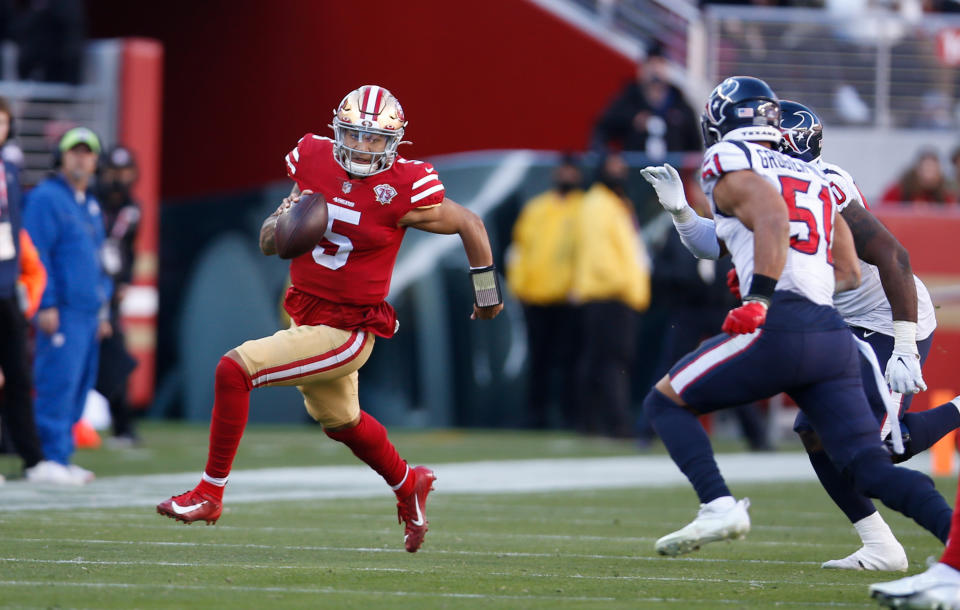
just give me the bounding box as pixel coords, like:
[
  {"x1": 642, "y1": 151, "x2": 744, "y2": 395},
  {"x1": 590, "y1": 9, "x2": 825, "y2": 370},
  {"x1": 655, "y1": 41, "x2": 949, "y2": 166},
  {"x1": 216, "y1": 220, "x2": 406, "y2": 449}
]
[{"x1": 706, "y1": 78, "x2": 741, "y2": 125}]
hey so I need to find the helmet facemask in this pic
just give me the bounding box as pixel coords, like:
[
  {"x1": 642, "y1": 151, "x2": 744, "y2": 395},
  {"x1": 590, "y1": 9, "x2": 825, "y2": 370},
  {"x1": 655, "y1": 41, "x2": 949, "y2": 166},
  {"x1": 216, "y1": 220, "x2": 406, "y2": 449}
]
[{"x1": 332, "y1": 121, "x2": 403, "y2": 176}]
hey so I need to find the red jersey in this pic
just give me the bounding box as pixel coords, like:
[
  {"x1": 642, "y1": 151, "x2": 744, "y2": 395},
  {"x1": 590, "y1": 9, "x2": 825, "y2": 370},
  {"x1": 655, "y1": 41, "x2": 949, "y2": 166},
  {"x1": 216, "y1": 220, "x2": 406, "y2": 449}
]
[{"x1": 282, "y1": 134, "x2": 446, "y2": 337}]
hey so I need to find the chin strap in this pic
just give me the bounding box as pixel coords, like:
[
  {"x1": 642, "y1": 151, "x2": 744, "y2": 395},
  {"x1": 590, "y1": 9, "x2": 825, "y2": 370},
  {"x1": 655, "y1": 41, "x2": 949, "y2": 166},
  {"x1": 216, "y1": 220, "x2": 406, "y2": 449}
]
[{"x1": 470, "y1": 265, "x2": 502, "y2": 308}]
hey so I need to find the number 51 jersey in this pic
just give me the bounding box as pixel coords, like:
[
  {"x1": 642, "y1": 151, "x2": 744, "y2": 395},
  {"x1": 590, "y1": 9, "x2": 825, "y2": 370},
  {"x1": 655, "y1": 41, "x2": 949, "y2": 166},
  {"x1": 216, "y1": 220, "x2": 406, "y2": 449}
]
[
  {"x1": 700, "y1": 140, "x2": 837, "y2": 308},
  {"x1": 283, "y1": 134, "x2": 446, "y2": 335}
]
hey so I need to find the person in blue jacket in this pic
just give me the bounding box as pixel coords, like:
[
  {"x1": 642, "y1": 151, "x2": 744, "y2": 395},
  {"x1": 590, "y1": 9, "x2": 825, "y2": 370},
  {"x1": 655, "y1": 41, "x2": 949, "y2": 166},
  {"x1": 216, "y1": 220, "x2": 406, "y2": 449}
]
[
  {"x1": 23, "y1": 127, "x2": 112, "y2": 483},
  {"x1": 0, "y1": 96, "x2": 82, "y2": 484}
]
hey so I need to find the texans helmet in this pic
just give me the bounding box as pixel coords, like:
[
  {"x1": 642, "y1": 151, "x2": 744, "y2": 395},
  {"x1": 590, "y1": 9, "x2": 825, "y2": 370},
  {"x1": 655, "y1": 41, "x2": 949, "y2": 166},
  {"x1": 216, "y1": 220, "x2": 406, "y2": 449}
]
[
  {"x1": 779, "y1": 100, "x2": 823, "y2": 162},
  {"x1": 700, "y1": 76, "x2": 781, "y2": 148}
]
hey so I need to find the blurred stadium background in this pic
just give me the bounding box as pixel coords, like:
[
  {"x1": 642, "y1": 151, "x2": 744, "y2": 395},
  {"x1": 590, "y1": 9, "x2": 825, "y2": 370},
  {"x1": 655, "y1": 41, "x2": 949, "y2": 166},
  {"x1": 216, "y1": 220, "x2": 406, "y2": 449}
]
[
  {"x1": 3, "y1": 0, "x2": 960, "y2": 437},
  {"x1": 5, "y1": 2, "x2": 960, "y2": 608}
]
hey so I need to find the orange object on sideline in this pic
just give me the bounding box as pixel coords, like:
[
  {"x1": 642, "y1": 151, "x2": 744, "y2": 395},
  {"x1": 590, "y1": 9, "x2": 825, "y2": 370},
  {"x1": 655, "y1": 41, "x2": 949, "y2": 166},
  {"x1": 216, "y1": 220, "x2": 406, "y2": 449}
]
[
  {"x1": 930, "y1": 389, "x2": 957, "y2": 476},
  {"x1": 72, "y1": 420, "x2": 102, "y2": 450},
  {"x1": 18, "y1": 229, "x2": 46, "y2": 319}
]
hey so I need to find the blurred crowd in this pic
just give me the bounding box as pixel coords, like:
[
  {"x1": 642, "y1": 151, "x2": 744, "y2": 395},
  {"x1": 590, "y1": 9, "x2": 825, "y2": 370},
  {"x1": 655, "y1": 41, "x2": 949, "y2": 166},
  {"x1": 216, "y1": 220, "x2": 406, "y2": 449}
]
[
  {"x1": 698, "y1": 0, "x2": 960, "y2": 10},
  {"x1": 0, "y1": 0, "x2": 87, "y2": 83},
  {"x1": 506, "y1": 33, "x2": 960, "y2": 445},
  {"x1": 506, "y1": 154, "x2": 651, "y2": 438},
  {"x1": 881, "y1": 146, "x2": 960, "y2": 206},
  {"x1": 0, "y1": 94, "x2": 142, "y2": 485}
]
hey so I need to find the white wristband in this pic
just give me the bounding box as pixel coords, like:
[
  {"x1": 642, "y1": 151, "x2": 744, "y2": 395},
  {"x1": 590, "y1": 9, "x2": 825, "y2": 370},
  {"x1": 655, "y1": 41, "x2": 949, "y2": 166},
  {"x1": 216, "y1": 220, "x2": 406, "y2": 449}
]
[{"x1": 892, "y1": 320, "x2": 919, "y2": 355}]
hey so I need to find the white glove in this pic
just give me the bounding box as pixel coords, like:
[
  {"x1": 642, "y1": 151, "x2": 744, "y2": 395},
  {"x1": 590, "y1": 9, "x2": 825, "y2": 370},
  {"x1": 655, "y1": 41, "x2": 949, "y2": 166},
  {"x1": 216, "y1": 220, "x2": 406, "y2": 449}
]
[
  {"x1": 884, "y1": 321, "x2": 927, "y2": 395},
  {"x1": 640, "y1": 163, "x2": 693, "y2": 222}
]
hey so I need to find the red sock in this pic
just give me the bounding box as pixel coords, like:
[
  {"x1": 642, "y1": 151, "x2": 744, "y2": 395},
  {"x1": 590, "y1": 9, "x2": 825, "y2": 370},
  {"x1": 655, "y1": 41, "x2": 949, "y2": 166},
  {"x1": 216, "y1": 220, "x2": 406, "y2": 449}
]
[
  {"x1": 200, "y1": 356, "x2": 253, "y2": 500},
  {"x1": 325, "y1": 411, "x2": 412, "y2": 496},
  {"x1": 941, "y1": 482, "x2": 960, "y2": 569}
]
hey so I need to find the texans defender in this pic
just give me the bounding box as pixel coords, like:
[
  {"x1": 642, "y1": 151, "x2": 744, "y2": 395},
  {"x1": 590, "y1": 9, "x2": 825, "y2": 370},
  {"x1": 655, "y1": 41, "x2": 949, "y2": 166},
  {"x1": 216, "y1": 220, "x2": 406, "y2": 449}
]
[
  {"x1": 643, "y1": 101, "x2": 960, "y2": 570},
  {"x1": 781, "y1": 100, "x2": 960, "y2": 572},
  {"x1": 158, "y1": 85, "x2": 503, "y2": 553},
  {"x1": 641, "y1": 76, "x2": 951, "y2": 558}
]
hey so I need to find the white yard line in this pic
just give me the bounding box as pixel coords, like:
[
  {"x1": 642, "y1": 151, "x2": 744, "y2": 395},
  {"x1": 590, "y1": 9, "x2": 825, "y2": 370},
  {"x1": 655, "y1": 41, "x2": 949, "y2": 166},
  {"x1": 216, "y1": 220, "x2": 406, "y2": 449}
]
[
  {"x1": 0, "y1": 558, "x2": 865, "y2": 588},
  {"x1": 8, "y1": 537, "x2": 825, "y2": 566},
  {"x1": 0, "y1": 451, "x2": 895, "y2": 512},
  {"x1": 0, "y1": 580, "x2": 868, "y2": 606}
]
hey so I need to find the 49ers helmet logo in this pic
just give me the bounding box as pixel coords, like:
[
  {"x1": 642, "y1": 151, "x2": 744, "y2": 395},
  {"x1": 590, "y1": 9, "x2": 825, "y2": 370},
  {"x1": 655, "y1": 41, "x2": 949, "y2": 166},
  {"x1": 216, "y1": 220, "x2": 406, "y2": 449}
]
[{"x1": 374, "y1": 184, "x2": 398, "y2": 205}]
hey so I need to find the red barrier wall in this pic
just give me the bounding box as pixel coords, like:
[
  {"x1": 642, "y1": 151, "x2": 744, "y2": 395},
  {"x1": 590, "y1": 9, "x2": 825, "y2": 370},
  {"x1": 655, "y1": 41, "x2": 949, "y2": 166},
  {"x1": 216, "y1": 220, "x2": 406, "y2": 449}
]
[
  {"x1": 874, "y1": 207, "x2": 960, "y2": 407},
  {"x1": 87, "y1": 1, "x2": 637, "y2": 199},
  {"x1": 118, "y1": 39, "x2": 163, "y2": 407}
]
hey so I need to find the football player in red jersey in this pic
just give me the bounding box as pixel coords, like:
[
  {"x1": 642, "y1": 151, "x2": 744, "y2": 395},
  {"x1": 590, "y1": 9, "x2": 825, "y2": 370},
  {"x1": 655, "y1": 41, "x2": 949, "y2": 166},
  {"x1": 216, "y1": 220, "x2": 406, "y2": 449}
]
[{"x1": 158, "y1": 85, "x2": 503, "y2": 552}]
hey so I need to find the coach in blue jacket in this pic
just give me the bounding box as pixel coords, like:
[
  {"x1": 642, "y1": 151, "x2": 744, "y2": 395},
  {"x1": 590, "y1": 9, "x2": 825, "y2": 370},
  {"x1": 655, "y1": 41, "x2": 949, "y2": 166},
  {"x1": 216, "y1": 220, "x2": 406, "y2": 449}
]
[{"x1": 23, "y1": 127, "x2": 111, "y2": 481}]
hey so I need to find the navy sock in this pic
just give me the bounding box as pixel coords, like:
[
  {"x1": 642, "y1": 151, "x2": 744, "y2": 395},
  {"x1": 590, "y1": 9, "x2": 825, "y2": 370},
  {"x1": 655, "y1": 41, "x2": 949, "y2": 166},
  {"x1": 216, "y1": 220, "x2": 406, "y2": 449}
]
[
  {"x1": 847, "y1": 446, "x2": 952, "y2": 543},
  {"x1": 807, "y1": 449, "x2": 877, "y2": 523},
  {"x1": 900, "y1": 402, "x2": 960, "y2": 458},
  {"x1": 643, "y1": 389, "x2": 730, "y2": 504}
]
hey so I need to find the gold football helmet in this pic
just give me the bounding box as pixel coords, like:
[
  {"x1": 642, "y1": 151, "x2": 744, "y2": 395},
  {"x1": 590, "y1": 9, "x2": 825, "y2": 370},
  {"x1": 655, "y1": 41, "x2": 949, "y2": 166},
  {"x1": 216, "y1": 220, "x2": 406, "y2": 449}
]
[{"x1": 331, "y1": 85, "x2": 407, "y2": 176}]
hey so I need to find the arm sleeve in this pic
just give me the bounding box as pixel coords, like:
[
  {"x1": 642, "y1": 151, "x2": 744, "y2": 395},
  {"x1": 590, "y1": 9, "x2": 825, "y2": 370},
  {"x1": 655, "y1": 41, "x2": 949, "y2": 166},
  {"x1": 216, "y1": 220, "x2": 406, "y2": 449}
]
[
  {"x1": 22, "y1": 192, "x2": 59, "y2": 308},
  {"x1": 674, "y1": 214, "x2": 720, "y2": 260}
]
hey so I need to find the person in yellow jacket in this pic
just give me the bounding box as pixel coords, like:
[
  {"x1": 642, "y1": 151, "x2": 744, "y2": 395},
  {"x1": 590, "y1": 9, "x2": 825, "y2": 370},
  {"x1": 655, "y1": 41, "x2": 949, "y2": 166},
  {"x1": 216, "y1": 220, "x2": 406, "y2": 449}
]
[
  {"x1": 571, "y1": 153, "x2": 650, "y2": 437},
  {"x1": 506, "y1": 155, "x2": 583, "y2": 429}
]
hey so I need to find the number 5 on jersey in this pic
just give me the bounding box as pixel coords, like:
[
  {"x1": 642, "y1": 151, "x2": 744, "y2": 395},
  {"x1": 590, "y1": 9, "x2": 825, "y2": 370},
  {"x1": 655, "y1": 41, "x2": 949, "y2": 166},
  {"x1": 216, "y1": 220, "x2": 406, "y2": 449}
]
[{"x1": 313, "y1": 204, "x2": 361, "y2": 270}]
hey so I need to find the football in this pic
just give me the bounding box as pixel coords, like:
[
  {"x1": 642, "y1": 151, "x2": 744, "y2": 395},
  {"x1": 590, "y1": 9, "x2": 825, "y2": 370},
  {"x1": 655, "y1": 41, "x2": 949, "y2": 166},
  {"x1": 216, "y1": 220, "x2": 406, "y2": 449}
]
[{"x1": 275, "y1": 191, "x2": 329, "y2": 259}]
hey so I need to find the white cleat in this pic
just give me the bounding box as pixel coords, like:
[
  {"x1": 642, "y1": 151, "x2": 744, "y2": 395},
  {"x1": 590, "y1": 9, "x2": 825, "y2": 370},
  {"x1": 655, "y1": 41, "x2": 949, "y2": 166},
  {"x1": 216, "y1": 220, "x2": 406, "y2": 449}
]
[
  {"x1": 24, "y1": 460, "x2": 82, "y2": 485},
  {"x1": 871, "y1": 564, "x2": 960, "y2": 609},
  {"x1": 67, "y1": 464, "x2": 95, "y2": 485},
  {"x1": 872, "y1": 583, "x2": 960, "y2": 609},
  {"x1": 822, "y1": 543, "x2": 908, "y2": 572},
  {"x1": 655, "y1": 497, "x2": 751, "y2": 556}
]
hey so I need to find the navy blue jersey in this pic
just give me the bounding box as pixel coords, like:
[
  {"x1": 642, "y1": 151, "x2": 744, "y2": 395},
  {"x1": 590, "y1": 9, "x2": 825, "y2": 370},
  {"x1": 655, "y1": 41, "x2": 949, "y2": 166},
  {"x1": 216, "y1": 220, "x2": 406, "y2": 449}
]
[{"x1": 670, "y1": 291, "x2": 875, "y2": 469}]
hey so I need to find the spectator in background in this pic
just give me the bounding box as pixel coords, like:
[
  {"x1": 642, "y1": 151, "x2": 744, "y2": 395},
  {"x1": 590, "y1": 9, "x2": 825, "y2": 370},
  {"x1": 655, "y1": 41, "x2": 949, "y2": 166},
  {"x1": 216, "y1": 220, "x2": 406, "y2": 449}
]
[
  {"x1": 572, "y1": 154, "x2": 651, "y2": 437},
  {"x1": 23, "y1": 127, "x2": 111, "y2": 484},
  {"x1": 506, "y1": 155, "x2": 583, "y2": 429},
  {"x1": 947, "y1": 144, "x2": 960, "y2": 194},
  {"x1": 592, "y1": 42, "x2": 701, "y2": 160},
  {"x1": 95, "y1": 146, "x2": 141, "y2": 447},
  {"x1": 639, "y1": 228, "x2": 771, "y2": 450},
  {"x1": 0, "y1": 97, "x2": 77, "y2": 484},
  {"x1": 881, "y1": 148, "x2": 958, "y2": 206},
  {"x1": 5, "y1": 0, "x2": 86, "y2": 84}
]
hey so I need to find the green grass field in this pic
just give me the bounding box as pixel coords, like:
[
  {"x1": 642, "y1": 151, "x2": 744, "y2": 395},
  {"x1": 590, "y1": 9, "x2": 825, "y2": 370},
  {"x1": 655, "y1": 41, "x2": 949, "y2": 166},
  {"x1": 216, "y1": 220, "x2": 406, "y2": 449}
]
[{"x1": 0, "y1": 423, "x2": 954, "y2": 609}]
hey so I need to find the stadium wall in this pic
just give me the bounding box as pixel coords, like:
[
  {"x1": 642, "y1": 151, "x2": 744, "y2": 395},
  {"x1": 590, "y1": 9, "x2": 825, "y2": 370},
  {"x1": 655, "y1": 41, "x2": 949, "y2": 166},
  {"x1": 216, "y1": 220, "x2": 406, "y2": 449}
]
[
  {"x1": 86, "y1": 0, "x2": 636, "y2": 200},
  {"x1": 828, "y1": 128, "x2": 960, "y2": 203},
  {"x1": 874, "y1": 209, "x2": 960, "y2": 410}
]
